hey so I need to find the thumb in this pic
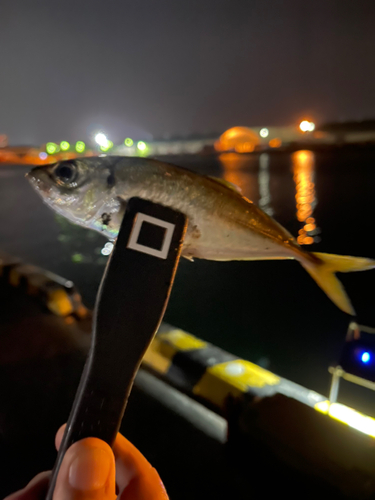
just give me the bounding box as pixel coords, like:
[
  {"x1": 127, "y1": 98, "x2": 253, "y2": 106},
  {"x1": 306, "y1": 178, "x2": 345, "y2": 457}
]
[{"x1": 53, "y1": 438, "x2": 116, "y2": 500}]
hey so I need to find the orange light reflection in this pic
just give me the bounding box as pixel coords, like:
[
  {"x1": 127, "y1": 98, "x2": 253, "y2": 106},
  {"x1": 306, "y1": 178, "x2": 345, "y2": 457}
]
[
  {"x1": 292, "y1": 150, "x2": 319, "y2": 245},
  {"x1": 218, "y1": 153, "x2": 258, "y2": 201}
]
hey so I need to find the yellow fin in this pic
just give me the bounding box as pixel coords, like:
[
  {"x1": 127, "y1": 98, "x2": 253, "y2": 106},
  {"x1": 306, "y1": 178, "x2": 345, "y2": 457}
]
[
  {"x1": 209, "y1": 177, "x2": 242, "y2": 194},
  {"x1": 313, "y1": 252, "x2": 375, "y2": 273},
  {"x1": 302, "y1": 252, "x2": 375, "y2": 315}
]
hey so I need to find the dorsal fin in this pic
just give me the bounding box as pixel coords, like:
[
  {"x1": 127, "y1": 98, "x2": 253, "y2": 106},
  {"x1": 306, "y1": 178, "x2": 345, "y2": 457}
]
[{"x1": 209, "y1": 176, "x2": 242, "y2": 194}]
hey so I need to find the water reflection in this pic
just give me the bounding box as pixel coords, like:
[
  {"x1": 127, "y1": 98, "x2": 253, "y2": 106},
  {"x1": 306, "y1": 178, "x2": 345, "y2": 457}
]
[
  {"x1": 55, "y1": 214, "x2": 109, "y2": 265},
  {"x1": 258, "y1": 153, "x2": 273, "y2": 216},
  {"x1": 292, "y1": 150, "x2": 320, "y2": 245},
  {"x1": 218, "y1": 153, "x2": 258, "y2": 201}
]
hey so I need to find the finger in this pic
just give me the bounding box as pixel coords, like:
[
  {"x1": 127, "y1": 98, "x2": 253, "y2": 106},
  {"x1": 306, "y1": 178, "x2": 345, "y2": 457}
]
[
  {"x1": 55, "y1": 424, "x2": 66, "y2": 451},
  {"x1": 113, "y1": 434, "x2": 168, "y2": 500},
  {"x1": 53, "y1": 437, "x2": 116, "y2": 500},
  {"x1": 4, "y1": 472, "x2": 51, "y2": 500},
  {"x1": 54, "y1": 426, "x2": 168, "y2": 498}
]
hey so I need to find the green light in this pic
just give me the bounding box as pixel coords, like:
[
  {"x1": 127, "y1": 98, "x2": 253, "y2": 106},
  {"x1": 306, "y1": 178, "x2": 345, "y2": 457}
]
[
  {"x1": 137, "y1": 141, "x2": 149, "y2": 156},
  {"x1": 46, "y1": 142, "x2": 57, "y2": 154},
  {"x1": 72, "y1": 253, "x2": 83, "y2": 263},
  {"x1": 75, "y1": 141, "x2": 86, "y2": 153},
  {"x1": 60, "y1": 141, "x2": 70, "y2": 151},
  {"x1": 124, "y1": 138, "x2": 133, "y2": 147},
  {"x1": 100, "y1": 140, "x2": 113, "y2": 152}
]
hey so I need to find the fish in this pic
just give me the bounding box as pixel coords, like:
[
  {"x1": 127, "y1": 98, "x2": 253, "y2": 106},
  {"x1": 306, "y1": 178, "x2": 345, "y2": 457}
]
[{"x1": 27, "y1": 156, "x2": 375, "y2": 315}]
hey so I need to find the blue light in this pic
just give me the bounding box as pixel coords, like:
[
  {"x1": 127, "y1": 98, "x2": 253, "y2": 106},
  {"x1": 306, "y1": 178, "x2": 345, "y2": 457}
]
[{"x1": 361, "y1": 352, "x2": 371, "y2": 363}]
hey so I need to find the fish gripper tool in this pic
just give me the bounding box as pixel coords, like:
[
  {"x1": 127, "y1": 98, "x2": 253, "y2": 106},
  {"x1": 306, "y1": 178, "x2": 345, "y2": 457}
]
[{"x1": 46, "y1": 197, "x2": 187, "y2": 499}]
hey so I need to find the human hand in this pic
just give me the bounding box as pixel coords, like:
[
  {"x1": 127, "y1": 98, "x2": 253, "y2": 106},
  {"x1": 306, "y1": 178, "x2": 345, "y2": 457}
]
[{"x1": 5, "y1": 424, "x2": 168, "y2": 500}]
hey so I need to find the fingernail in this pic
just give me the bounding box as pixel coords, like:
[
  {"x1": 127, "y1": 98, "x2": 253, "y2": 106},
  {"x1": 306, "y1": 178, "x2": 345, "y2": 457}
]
[{"x1": 69, "y1": 446, "x2": 112, "y2": 491}]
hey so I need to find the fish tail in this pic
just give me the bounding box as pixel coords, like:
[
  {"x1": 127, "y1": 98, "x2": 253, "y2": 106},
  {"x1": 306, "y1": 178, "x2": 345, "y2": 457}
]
[{"x1": 301, "y1": 252, "x2": 375, "y2": 315}]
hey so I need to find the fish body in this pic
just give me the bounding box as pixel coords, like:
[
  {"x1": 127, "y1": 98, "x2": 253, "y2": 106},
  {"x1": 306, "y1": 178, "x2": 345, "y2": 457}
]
[
  {"x1": 27, "y1": 156, "x2": 375, "y2": 315},
  {"x1": 107, "y1": 158, "x2": 303, "y2": 262}
]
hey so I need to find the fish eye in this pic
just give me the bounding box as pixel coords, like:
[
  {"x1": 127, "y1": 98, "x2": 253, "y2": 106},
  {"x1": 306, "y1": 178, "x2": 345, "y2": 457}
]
[{"x1": 53, "y1": 162, "x2": 78, "y2": 187}]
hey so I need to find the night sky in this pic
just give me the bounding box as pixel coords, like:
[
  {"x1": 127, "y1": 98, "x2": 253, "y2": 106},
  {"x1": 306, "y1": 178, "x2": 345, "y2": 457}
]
[{"x1": 1, "y1": 0, "x2": 375, "y2": 145}]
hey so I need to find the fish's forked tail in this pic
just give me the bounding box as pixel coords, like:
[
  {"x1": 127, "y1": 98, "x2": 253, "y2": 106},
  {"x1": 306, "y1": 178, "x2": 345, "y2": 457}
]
[{"x1": 302, "y1": 252, "x2": 375, "y2": 315}]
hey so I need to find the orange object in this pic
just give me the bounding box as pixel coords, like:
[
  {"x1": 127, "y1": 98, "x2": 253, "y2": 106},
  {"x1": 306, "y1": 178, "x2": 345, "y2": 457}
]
[
  {"x1": 217, "y1": 126, "x2": 260, "y2": 152},
  {"x1": 268, "y1": 138, "x2": 282, "y2": 148}
]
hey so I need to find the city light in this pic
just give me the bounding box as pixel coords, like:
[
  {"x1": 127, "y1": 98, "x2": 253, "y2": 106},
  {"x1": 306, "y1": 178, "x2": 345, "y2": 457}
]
[
  {"x1": 137, "y1": 141, "x2": 147, "y2": 151},
  {"x1": 299, "y1": 120, "x2": 315, "y2": 132},
  {"x1": 75, "y1": 141, "x2": 85, "y2": 153},
  {"x1": 95, "y1": 133, "x2": 109, "y2": 148},
  {"x1": 217, "y1": 126, "x2": 260, "y2": 153},
  {"x1": 60, "y1": 141, "x2": 70, "y2": 151},
  {"x1": 124, "y1": 138, "x2": 133, "y2": 147},
  {"x1": 46, "y1": 142, "x2": 57, "y2": 154},
  {"x1": 269, "y1": 138, "x2": 282, "y2": 148},
  {"x1": 100, "y1": 140, "x2": 113, "y2": 152},
  {"x1": 235, "y1": 142, "x2": 254, "y2": 153},
  {"x1": 260, "y1": 128, "x2": 269, "y2": 138}
]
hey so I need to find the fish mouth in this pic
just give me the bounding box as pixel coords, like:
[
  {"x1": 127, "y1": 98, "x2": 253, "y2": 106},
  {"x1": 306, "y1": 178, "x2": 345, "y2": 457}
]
[
  {"x1": 26, "y1": 165, "x2": 43, "y2": 178},
  {"x1": 26, "y1": 165, "x2": 53, "y2": 194},
  {"x1": 26, "y1": 164, "x2": 49, "y2": 176}
]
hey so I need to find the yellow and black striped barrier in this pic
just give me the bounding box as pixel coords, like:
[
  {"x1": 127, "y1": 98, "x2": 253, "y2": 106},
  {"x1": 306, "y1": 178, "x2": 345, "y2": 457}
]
[
  {"x1": 143, "y1": 325, "x2": 375, "y2": 443},
  {"x1": 2, "y1": 250, "x2": 375, "y2": 444},
  {"x1": 0, "y1": 252, "x2": 88, "y2": 319},
  {"x1": 144, "y1": 325, "x2": 284, "y2": 410}
]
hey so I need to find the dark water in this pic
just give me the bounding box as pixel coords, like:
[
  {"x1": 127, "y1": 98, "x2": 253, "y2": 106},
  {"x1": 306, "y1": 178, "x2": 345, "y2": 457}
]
[{"x1": 1, "y1": 148, "x2": 375, "y2": 416}]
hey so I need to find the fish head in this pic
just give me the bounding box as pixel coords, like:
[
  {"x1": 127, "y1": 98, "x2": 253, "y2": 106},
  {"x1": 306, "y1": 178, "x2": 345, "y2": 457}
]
[{"x1": 27, "y1": 157, "x2": 122, "y2": 237}]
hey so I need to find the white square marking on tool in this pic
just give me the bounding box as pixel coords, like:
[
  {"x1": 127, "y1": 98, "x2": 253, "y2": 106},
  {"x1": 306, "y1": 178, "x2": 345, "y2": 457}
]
[{"x1": 127, "y1": 213, "x2": 175, "y2": 259}]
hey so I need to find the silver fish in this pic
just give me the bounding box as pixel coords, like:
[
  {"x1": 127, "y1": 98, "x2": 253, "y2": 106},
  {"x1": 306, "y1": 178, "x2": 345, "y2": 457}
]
[{"x1": 27, "y1": 156, "x2": 375, "y2": 315}]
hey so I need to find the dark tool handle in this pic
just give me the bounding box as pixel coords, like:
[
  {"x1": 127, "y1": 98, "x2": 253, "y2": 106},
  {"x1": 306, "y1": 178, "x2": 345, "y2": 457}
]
[{"x1": 46, "y1": 198, "x2": 187, "y2": 499}]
